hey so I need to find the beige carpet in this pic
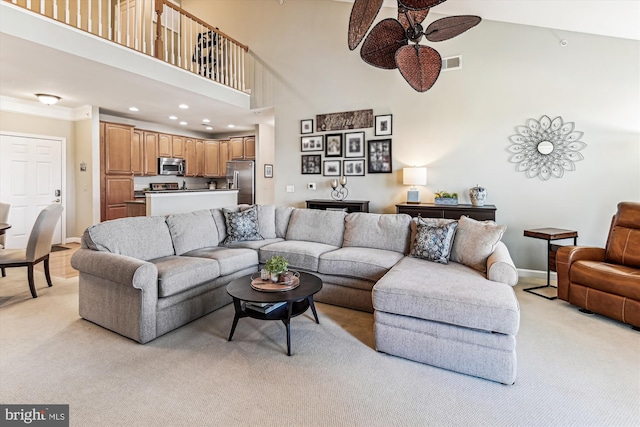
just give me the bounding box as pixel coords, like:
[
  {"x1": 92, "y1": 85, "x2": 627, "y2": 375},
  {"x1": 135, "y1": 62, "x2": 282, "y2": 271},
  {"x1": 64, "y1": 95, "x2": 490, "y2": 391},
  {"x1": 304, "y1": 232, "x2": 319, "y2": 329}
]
[{"x1": 0, "y1": 269, "x2": 639, "y2": 426}]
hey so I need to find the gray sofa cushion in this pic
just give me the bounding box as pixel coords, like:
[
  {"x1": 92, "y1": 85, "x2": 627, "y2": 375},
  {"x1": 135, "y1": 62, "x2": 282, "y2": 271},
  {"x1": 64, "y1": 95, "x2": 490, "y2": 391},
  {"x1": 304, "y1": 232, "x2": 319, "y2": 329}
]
[
  {"x1": 224, "y1": 238, "x2": 284, "y2": 250},
  {"x1": 259, "y1": 240, "x2": 339, "y2": 272},
  {"x1": 151, "y1": 256, "x2": 220, "y2": 297},
  {"x1": 373, "y1": 257, "x2": 520, "y2": 335},
  {"x1": 285, "y1": 209, "x2": 346, "y2": 246},
  {"x1": 249, "y1": 204, "x2": 277, "y2": 239},
  {"x1": 183, "y1": 247, "x2": 258, "y2": 276},
  {"x1": 450, "y1": 216, "x2": 506, "y2": 273},
  {"x1": 166, "y1": 210, "x2": 218, "y2": 255},
  {"x1": 84, "y1": 216, "x2": 174, "y2": 261},
  {"x1": 318, "y1": 247, "x2": 404, "y2": 281},
  {"x1": 275, "y1": 206, "x2": 294, "y2": 238},
  {"x1": 343, "y1": 213, "x2": 411, "y2": 254}
]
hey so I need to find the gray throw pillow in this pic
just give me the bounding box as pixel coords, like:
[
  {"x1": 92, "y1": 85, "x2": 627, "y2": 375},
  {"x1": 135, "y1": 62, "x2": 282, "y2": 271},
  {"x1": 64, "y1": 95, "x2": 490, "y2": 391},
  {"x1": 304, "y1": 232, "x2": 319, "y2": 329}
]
[
  {"x1": 410, "y1": 219, "x2": 458, "y2": 264},
  {"x1": 450, "y1": 216, "x2": 507, "y2": 273},
  {"x1": 223, "y1": 205, "x2": 263, "y2": 244}
]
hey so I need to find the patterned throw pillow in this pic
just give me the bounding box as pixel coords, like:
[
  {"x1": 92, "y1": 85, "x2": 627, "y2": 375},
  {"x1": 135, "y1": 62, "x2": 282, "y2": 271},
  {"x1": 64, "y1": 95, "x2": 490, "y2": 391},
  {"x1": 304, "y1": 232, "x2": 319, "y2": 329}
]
[
  {"x1": 223, "y1": 206, "x2": 263, "y2": 244},
  {"x1": 410, "y1": 218, "x2": 458, "y2": 264}
]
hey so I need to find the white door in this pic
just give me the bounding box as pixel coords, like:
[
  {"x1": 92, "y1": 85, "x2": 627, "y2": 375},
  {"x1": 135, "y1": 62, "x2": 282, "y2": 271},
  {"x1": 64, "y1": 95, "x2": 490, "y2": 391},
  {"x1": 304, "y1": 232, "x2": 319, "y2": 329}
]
[{"x1": 0, "y1": 133, "x2": 64, "y2": 249}]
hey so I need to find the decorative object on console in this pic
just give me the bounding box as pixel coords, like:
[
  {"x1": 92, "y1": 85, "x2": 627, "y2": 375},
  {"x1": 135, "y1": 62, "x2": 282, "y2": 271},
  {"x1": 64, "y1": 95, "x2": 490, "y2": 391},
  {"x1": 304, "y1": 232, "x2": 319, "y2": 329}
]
[
  {"x1": 347, "y1": 0, "x2": 481, "y2": 92},
  {"x1": 508, "y1": 115, "x2": 587, "y2": 181},
  {"x1": 316, "y1": 109, "x2": 373, "y2": 131},
  {"x1": 301, "y1": 119, "x2": 313, "y2": 134},
  {"x1": 469, "y1": 185, "x2": 486, "y2": 206},
  {"x1": 375, "y1": 114, "x2": 392, "y2": 136},
  {"x1": 403, "y1": 167, "x2": 427, "y2": 203},
  {"x1": 434, "y1": 191, "x2": 458, "y2": 205},
  {"x1": 368, "y1": 139, "x2": 392, "y2": 173},
  {"x1": 330, "y1": 176, "x2": 349, "y2": 201},
  {"x1": 264, "y1": 255, "x2": 289, "y2": 282}
]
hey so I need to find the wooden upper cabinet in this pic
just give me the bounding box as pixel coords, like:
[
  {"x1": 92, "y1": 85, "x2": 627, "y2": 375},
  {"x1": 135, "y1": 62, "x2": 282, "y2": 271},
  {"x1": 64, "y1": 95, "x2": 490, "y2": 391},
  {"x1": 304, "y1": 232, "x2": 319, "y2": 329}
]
[
  {"x1": 132, "y1": 129, "x2": 143, "y2": 176},
  {"x1": 195, "y1": 140, "x2": 205, "y2": 177},
  {"x1": 203, "y1": 140, "x2": 220, "y2": 177},
  {"x1": 158, "y1": 133, "x2": 172, "y2": 158},
  {"x1": 104, "y1": 122, "x2": 133, "y2": 175},
  {"x1": 143, "y1": 131, "x2": 158, "y2": 175},
  {"x1": 243, "y1": 136, "x2": 255, "y2": 160},
  {"x1": 172, "y1": 135, "x2": 184, "y2": 158},
  {"x1": 184, "y1": 138, "x2": 197, "y2": 177},
  {"x1": 219, "y1": 139, "x2": 230, "y2": 177},
  {"x1": 230, "y1": 137, "x2": 244, "y2": 160}
]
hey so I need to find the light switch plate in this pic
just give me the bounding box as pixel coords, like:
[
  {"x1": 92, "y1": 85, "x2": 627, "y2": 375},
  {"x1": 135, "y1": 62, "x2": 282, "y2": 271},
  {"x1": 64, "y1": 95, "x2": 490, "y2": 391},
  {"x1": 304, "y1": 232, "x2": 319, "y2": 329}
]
[{"x1": 286, "y1": 185, "x2": 295, "y2": 193}]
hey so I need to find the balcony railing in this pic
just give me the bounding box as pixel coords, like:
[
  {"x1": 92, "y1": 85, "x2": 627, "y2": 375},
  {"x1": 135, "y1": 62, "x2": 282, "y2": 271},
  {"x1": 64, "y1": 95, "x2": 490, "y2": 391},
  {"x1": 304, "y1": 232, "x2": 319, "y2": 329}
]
[{"x1": 4, "y1": 0, "x2": 249, "y2": 92}]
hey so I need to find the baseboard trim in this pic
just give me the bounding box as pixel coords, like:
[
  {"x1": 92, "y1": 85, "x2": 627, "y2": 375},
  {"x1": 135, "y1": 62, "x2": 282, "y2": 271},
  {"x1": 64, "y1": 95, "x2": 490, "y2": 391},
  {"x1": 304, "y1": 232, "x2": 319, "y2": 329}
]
[
  {"x1": 517, "y1": 268, "x2": 557, "y2": 282},
  {"x1": 65, "y1": 237, "x2": 81, "y2": 244}
]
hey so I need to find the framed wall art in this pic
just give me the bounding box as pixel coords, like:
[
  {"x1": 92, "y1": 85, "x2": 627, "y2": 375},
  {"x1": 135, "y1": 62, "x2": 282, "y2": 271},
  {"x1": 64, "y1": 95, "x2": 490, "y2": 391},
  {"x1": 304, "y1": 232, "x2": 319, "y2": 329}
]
[
  {"x1": 343, "y1": 159, "x2": 365, "y2": 176},
  {"x1": 323, "y1": 160, "x2": 341, "y2": 176},
  {"x1": 301, "y1": 155, "x2": 321, "y2": 174},
  {"x1": 345, "y1": 132, "x2": 365, "y2": 158},
  {"x1": 375, "y1": 114, "x2": 393, "y2": 136},
  {"x1": 301, "y1": 119, "x2": 314, "y2": 134},
  {"x1": 325, "y1": 133, "x2": 343, "y2": 157},
  {"x1": 368, "y1": 139, "x2": 392, "y2": 173},
  {"x1": 301, "y1": 135, "x2": 324, "y2": 152},
  {"x1": 264, "y1": 164, "x2": 273, "y2": 178}
]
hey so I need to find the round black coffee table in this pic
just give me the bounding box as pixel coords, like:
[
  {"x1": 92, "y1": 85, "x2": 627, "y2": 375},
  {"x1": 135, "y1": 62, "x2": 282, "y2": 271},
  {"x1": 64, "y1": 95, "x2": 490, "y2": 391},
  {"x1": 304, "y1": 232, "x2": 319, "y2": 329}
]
[{"x1": 226, "y1": 271, "x2": 323, "y2": 356}]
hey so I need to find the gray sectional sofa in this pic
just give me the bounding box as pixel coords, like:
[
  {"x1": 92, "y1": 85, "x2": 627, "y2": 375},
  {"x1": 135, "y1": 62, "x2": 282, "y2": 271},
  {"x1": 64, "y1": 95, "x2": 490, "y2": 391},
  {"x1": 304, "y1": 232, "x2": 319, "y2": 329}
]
[{"x1": 71, "y1": 205, "x2": 520, "y2": 384}]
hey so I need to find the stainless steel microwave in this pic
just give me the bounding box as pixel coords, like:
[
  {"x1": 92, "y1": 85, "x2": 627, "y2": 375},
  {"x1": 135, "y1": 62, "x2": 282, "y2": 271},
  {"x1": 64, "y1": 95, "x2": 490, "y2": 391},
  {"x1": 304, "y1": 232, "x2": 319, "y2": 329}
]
[{"x1": 158, "y1": 157, "x2": 185, "y2": 176}]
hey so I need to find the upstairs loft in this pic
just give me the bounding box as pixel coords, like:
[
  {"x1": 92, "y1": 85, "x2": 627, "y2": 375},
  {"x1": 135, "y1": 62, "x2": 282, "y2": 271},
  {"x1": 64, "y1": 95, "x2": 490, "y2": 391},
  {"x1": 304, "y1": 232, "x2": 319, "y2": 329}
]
[{"x1": 1, "y1": 0, "x2": 253, "y2": 128}]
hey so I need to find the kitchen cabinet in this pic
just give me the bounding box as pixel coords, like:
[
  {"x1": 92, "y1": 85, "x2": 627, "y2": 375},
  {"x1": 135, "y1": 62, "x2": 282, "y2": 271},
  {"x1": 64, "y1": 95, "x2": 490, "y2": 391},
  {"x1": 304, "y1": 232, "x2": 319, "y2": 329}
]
[
  {"x1": 184, "y1": 138, "x2": 200, "y2": 177},
  {"x1": 105, "y1": 176, "x2": 134, "y2": 220},
  {"x1": 172, "y1": 135, "x2": 184, "y2": 158},
  {"x1": 195, "y1": 140, "x2": 204, "y2": 177},
  {"x1": 203, "y1": 140, "x2": 220, "y2": 177},
  {"x1": 230, "y1": 136, "x2": 255, "y2": 160},
  {"x1": 132, "y1": 129, "x2": 143, "y2": 176},
  {"x1": 143, "y1": 131, "x2": 158, "y2": 175},
  {"x1": 104, "y1": 122, "x2": 133, "y2": 175},
  {"x1": 101, "y1": 121, "x2": 134, "y2": 221},
  {"x1": 158, "y1": 133, "x2": 172, "y2": 157},
  {"x1": 219, "y1": 139, "x2": 230, "y2": 177},
  {"x1": 243, "y1": 136, "x2": 255, "y2": 159}
]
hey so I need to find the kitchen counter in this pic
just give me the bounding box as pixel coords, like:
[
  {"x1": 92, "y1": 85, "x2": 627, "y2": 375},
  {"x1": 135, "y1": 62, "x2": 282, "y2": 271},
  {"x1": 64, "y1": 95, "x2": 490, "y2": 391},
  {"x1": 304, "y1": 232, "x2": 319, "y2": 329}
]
[{"x1": 145, "y1": 189, "x2": 239, "y2": 216}]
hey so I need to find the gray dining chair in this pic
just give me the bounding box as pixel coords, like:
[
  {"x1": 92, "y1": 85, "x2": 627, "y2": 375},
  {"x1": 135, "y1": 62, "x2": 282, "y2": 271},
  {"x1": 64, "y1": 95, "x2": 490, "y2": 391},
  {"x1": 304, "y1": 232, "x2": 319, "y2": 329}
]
[{"x1": 0, "y1": 204, "x2": 63, "y2": 297}]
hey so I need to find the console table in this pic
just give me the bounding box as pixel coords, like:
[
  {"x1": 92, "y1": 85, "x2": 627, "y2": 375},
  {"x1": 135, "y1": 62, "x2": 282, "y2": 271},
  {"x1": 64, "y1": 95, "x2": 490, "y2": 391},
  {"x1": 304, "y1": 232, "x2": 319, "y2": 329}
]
[
  {"x1": 306, "y1": 199, "x2": 369, "y2": 213},
  {"x1": 396, "y1": 203, "x2": 496, "y2": 222}
]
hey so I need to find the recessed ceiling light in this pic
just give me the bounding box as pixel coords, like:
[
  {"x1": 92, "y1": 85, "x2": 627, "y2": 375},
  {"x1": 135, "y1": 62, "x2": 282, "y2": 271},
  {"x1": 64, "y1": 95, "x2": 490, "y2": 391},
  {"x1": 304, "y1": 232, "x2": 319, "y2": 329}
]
[
  {"x1": 202, "y1": 118, "x2": 210, "y2": 123},
  {"x1": 179, "y1": 121, "x2": 188, "y2": 125},
  {"x1": 227, "y1": 124, "x2": 235, "y2": 128},
  {"x1": 35, "y1": 94, "x2": 61, "y2": 105},
  {"x1": 206, "y1": 126, "x2": 213, "y2": 130},
  {"x1": 179, "y1": 104, "x2": 189, "y2": 109},
  {"x1": 129, "y1": 106, "x2": 139, "y2": 112},
  {"x1": 169, "y1": 115, "x2": 178, "y2": 120}
]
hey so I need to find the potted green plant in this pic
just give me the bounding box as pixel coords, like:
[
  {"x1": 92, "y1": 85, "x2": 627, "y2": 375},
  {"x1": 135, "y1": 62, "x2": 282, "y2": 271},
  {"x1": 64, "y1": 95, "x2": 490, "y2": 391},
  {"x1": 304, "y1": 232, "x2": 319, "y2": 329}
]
[
  {"x1": 434, "y1": 191, "x2": 458, "y2": 206},
  {"x1": 264, "y1": 255, "x2": 289, "y2": 282}
]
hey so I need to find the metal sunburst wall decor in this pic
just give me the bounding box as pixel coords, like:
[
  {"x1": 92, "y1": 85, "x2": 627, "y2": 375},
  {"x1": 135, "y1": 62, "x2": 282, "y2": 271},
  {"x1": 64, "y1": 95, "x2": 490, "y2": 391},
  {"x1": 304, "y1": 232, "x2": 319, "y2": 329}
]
[{"x1": 508, "y1": 115, "x2": 587, "y2": 181}]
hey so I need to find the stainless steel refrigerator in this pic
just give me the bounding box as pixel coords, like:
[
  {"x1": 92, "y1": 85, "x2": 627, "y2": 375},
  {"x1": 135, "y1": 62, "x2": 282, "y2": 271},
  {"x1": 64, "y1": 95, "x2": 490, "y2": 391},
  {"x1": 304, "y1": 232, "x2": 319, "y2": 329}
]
[{"x1": 226, "y1": 160, "x2": 255, "y2": 205}]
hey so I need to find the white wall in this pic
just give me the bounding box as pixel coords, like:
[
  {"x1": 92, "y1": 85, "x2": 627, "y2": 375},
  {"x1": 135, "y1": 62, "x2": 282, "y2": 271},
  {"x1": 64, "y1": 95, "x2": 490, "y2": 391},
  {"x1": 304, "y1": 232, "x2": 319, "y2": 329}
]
[{"x1": 185, "y1": 0, "x2": 640, "y2": 272}]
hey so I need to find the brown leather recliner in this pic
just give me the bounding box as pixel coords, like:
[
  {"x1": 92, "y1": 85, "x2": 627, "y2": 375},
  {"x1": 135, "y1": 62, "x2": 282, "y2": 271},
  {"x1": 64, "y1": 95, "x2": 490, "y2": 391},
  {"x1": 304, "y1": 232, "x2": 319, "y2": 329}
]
[{"x1": 556, "y1": 201, "x2": 640, "y2": 330}]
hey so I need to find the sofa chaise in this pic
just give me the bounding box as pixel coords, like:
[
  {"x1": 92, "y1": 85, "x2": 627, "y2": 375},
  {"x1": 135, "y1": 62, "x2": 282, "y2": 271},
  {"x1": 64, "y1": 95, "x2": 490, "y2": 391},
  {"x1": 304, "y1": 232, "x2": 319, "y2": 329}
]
[{"x1": 72, "y1": 205, "x2": 520, "y2": 383}]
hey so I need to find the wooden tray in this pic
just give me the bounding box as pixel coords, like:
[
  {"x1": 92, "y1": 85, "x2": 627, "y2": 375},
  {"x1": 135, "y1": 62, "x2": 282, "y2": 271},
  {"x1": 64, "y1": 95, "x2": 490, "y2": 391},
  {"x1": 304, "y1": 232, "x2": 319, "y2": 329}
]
[{"x1": 250, "y1": 272, "x2": 300, "y2": 292}]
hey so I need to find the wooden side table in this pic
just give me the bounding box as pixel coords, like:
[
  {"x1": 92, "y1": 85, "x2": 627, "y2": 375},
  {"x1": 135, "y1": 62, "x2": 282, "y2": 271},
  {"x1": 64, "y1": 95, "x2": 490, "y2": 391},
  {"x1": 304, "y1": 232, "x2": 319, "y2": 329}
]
[{"x1": 523, "y1": 227, "x2": 578, "y2": 300}]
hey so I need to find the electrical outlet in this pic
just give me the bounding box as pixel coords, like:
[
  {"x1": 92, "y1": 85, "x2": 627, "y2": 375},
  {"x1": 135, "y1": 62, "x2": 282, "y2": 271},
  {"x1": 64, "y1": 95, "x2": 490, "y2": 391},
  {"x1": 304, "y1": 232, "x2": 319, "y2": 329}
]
[
  {"x1": 307, "y1": 183, "x2": 316, "y2": 190},
  {"x1": 286, "y1": 185, "x2": 295, "y2": 193}
]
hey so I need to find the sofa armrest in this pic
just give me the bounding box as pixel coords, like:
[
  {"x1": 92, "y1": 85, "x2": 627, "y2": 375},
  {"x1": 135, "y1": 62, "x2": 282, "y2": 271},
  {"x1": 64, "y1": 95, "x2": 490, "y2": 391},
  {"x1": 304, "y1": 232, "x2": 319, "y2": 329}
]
[
  {"x1": 487, "y1": 241, "x2": 518, "y2": 286},
  {"x1": 71, "y1": 248, "x2": 158, "y2": 290},
  {"x1": 556, "y1": 246, "x2": 605, "y2": 301}
]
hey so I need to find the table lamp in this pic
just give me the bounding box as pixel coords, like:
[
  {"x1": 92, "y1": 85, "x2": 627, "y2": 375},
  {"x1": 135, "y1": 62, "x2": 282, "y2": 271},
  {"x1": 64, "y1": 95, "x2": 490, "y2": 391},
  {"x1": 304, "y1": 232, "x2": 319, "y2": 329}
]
[{"x1": 403, "y1": 167, "x2": 427, "y2": 204}]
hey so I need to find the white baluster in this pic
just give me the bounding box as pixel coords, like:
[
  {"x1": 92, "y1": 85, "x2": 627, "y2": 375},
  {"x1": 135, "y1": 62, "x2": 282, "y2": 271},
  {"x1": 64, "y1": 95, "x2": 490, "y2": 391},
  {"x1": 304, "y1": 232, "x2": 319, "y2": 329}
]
[{"x1": 77, "y1": 0, "x2": 81, "y2": 29}]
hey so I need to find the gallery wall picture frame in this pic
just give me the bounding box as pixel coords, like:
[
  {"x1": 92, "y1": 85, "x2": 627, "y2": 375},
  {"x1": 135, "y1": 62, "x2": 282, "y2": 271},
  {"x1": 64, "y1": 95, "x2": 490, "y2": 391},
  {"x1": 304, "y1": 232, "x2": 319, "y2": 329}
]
[
  {"x1": 323, "y1": 160, "x2": 341, "y2": 176},
  {"x1": 368, "y1": 139, "x2": 393, "y2": 173},
  {"x1": 343, "y1": 159, "x2": 365, "y2": 176},
  {"x1": 325, "y1": 133, "x2": 343, "y2": 157},
  {"x1": 301, "y1": 154, "x2": 322, "y2": 174},
  {"x1": 301, "y1": 119, "x2": 314, "y2": 134},
  {"x1": 264, "y1": 164, "x2": 273, "y2": 178},
  {"x1": 344, "y1": 131, "x2": 365, "y2": 158},
  {"x1": 375, "y1": 114, "x2": 393, "y2": 136},
  {"x1": 301, "y1": 135, "x2": 324, "y2": 152}
]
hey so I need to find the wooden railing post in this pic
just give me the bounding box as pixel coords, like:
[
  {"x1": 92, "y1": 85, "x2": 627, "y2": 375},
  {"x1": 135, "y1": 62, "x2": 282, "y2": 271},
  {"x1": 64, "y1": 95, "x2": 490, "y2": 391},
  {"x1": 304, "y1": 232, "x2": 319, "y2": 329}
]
[{"x1": 154, "y1": 0, "x2": 164, "y2": 59}]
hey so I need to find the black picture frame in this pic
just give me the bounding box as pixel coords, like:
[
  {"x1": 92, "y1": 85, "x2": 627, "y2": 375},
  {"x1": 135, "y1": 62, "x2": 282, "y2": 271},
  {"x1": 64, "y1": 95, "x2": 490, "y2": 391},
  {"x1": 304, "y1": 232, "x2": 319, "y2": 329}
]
[
  {"x1": 301, "y1": 119, "x2": 313, "y2": 134},
  {"x1": 264, "y1": 164, "x2": 273, "y2": 178},
  {"x1": 301, "y1": 154, "x2": 321, "y2": 174},
  {"x1": 301, "y1": 135, "x2": 324, "y2": 152},
  {"x1": 343, "y1": 159, "x2": 365, "y2": 176},
  {"x1": 375, "y1": 114, "x2": 393, "y2": 136},
  {"x1": 323, "y1": 160, "x2": 341, "y2": 176},
  {"x1": 325, "y1": 133, "x2": 343, "y2": 157},
  {"x1": 368, "y1": 139, "x2": 392, "y2": 173},
  {"x1": 344, "y1": 131, "x2": 365, "y2": 158}
]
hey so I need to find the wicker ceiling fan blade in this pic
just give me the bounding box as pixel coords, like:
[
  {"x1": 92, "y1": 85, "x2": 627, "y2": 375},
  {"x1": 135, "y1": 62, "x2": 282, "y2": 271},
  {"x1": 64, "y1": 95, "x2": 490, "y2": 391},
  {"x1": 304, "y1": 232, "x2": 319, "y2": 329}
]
[
  {"x1": 361, "y1": 19, "x2": 408, "y2": 69},
  {"x1": 348, "y1": 0, "x2": 384, "y2": 51},
  {"x1": 395, "y1": 44, "x2": 442, "y2": 92},
  {"x1": 425, "y1": 15, "x2": 482, "y2": 42},
  {"x1": 397, "y1": 1, "x2": 430, "y2": 30},
  {"x1": 398, "y1": 0, "x2": 447, "y2": 11}
]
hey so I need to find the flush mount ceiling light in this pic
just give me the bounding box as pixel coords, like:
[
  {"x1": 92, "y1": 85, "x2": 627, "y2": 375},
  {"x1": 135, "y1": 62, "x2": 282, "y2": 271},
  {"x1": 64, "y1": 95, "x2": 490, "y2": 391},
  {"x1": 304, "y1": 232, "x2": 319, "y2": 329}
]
[
  {"x1": 348, "y1": 0, "x2": 481, "y2": 92},
  {"x1": 169, "y1": 115, "x2": 178, "y2": 120},
  {"x1": 178, "y1": 104, "x2": 189, "y2": 109},
  {"x1": 35, "y1": 94, "x2": 61, "y2": 105},
  {"x1": 227, "y1": 124, "x2": 235, "y2": 128},
  {"x1": 179, "y1": 121, "x2": 188, "y2": 125},
  {"x1": 202, "y1": 118, "x2": 211, "y2": 123},
  {"x1": 128, "y1": 106, "x2": 139, "y2": 112}
]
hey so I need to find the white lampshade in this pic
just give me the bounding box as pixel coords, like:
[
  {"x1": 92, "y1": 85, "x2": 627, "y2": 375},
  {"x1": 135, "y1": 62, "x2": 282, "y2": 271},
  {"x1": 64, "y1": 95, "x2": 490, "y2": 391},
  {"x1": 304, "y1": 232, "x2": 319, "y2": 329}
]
[{"x1": 403, "y1": 167, "x2": 427, "y2": 186}]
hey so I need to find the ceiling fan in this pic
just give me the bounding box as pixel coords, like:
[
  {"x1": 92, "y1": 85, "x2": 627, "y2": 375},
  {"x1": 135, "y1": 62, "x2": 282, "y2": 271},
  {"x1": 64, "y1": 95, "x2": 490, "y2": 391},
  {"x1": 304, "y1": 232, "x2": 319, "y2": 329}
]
[{"x1": 348, "y1": 0, "x2": 481, "y2": 92}]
